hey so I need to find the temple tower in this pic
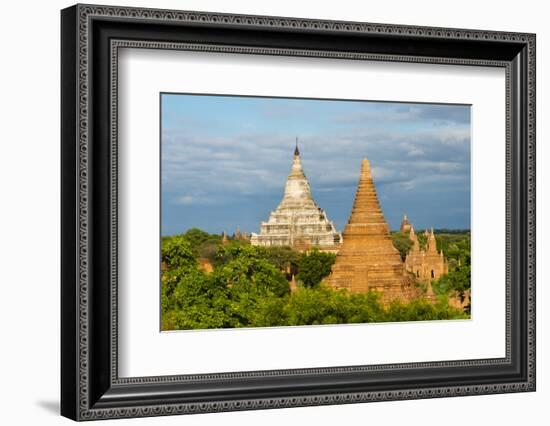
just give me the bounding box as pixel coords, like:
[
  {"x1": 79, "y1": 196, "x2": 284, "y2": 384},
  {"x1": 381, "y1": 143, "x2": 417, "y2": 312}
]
[
  {"x1": 326, "y1": 158, "x2": 417, "y2": 303},
  {"x1": 234, "y1": 227, "x2": 243, "y2": 240},
  {"x1": 410, "y1": 226, "x2": 420, "y2": 251},
  {"x1": 400, "y1": 214, "x2": 412, "y2": 233},
  {"x1": 405, "y1": 224, "x2": 449, "y2": 281},
  {"x1": 250, "y1": 141, "x2": 342, "y2": 251}
]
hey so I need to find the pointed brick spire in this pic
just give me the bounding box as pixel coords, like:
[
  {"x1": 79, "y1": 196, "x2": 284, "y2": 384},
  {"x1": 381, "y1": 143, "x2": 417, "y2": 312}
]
[
  {"x1": 426, "y1": 279, "x2": 436, "y2": 301},
  {"x1": 427, "y1": 227, "x2": 437, "y2": 252},
  {"x1": 326, "y1": 157, "x2": 417, "y2": 302},
  {"x1": 347, "y1": 158, "x2": 386, "y2": 226},
  {"x1": 409, "y1": 225, "x2": 420, "y2": 251}
]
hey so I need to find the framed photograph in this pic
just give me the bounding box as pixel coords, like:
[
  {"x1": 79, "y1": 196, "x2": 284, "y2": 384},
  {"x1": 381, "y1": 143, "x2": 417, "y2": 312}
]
[{"x1": 61, "y1": 4, "x2": 536, "y2": 421}]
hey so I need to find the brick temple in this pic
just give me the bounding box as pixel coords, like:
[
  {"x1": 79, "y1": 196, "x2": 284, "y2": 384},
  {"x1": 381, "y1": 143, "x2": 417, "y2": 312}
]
[
  {"x1": 326, "y1": 157, "x2": 418, "y2": 303},
  {"x1": 404, "y1": 225, "x2": 449, "y2": 281}
]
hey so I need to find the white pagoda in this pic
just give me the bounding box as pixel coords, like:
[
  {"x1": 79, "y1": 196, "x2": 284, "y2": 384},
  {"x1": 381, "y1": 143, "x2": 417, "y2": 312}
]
[{"x1": 251, "y1": 141, "x2": 342, "y2": 252}]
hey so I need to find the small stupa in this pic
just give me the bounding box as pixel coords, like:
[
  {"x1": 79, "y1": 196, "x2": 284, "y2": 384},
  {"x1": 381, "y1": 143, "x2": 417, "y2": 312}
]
[
  {"x1": 326, "y1": 157, "x2": 418, "y2": 303},
  {"x1": 400, "y1": 214, "x2": 412, "y2": 233}
]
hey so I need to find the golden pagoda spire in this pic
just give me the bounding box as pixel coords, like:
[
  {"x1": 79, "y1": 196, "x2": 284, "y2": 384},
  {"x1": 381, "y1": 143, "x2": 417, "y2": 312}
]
[{"x1": 427, "y1": 227, "x2": 437, "y2": 252}]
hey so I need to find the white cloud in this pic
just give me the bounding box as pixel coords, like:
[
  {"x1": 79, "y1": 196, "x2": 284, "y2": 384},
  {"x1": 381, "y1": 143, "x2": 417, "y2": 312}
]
[{"x1": 174, "y1": 195, "x2": 218, "y2": 206}]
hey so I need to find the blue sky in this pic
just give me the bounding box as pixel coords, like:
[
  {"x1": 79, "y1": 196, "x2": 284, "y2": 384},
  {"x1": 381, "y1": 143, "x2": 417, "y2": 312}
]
[{"x1": 161, "y1": 93, "x2": 470, "y2": 236}]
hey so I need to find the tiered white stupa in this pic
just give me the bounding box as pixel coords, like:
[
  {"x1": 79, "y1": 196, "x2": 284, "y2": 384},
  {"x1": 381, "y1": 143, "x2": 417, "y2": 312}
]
[{"x1": 250, "y1": 142, "x2": 342, "y2": 252}]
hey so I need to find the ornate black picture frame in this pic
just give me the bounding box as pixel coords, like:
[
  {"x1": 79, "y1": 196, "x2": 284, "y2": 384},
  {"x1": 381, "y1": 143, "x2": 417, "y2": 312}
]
[{"x1": 61, "y1": 4, "x2": 536, "y2": 421}]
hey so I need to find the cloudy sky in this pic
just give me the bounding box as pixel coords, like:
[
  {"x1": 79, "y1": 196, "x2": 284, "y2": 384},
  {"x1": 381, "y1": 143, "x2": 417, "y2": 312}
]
[{"x1": 161, "y1": 93, "x2": 471, "y2": 236}]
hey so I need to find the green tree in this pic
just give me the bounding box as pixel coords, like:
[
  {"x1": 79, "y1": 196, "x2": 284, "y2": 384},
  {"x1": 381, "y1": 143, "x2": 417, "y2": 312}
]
[
  {"x1": 443, "y1": 236, "x2": 470, "y2": 265},
  {"x1": 385, "y1": 297, "x2": 467, "y2": 322},
  {"x1": 347, "y1": 292, "x2": 387, "y2": 323},
  {"x1": 296, "y1": 249, "x2": 336, "y2": 288},
  {"x1": 161, "y1": 235, "x2": 196, "y2": 269},
  {"x1": 196, "y1": 238, "x2": 224, "y2": 265},
  {"x1": 434, "y1": 264, "x2": 471, "y2": 299},
  {"x1": 247, "y1": 296, "x2": 288, "y2": 327},
  {"x1": 212, "y1": 245, "x2": 290, "y2": 327},
  {"x1": 431, "y1": 232, "x2": 471, "y2": 302},
  {"x1": 215, "y1": 240, "x2": 254, "y2": 266},
  {"x1": 160, "y1": 231, "x2": 471, "y2": 331},
  {"x1": 283, "y1": 287, "x2": 386, "y2": 325},
  {"x1": 284, "y1": 286, "x2": 351, "y2": 325},
  {"x1": 182, "y1": 228, "x2": 213, "y2": 249},
  {"x1": 263, "y1": 246, "x2": 301, "y2": 273},
  {"x1": 391, "y1": 232, "x2": 413, "y2": 261},
  {"x1": 216, "y1": 245, "x2": 290, "y2": 297},
  {"x1": 163, "y1": 269, "x2": 230, "y2": 330}
]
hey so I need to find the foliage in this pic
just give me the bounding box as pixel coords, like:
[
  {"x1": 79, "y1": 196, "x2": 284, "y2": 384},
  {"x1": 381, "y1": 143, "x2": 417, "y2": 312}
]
[
  {"x1": 385, "y1": 297, "x2": 468, "y2": 322},
  {"x1": 182, "y1": 227, "x2": 214, "y2": 248},
  {"x1": 432, "y1": 229, "x2": 471, "y2": 235},
  {"x1": 390, "y1": 232, "x2": 414, "y2": 261},
  {"x1": 391, "y1": 230, "x2": 471, "y2": 266},
  {"x1": 196, "y1": 240, "x2": 220, "y2": 264},
  {"x1": 431, "y1": 232, "x2": 471, "y2": 312},
  {"x1": 433, "y1": 263, "x2": 471, "y2": 300},
  {"x1": 296, "y1": 249, "x2": 336, "y2": 288},
  {"x1": 161, "y1": 236, "x2": 196, "y2": 269},
  {"x1": 284, "y1": 287, "x2": 386, "y2": 325},
  {"x1": 180, "y1": 228, "x2": 223, "y2": 265},
  {"x1": 161, "y1": 242, "x2": 291, "y2": 329},
  {"x1": 214, "y1": 240, "x2": 252, "y2": 265},
  {"x1": 161, "y1": 228, "x2": 471, "y2": 331},
  {"x1": 262, "y1": 246, "x2": 301, "y2": 273},
  {"x1": 163, "y1": 268, "x2": 230, "y2": 330},
  {"x1": 416, "y1": 232, "x2": 427, "y2": 250},
  {"x1": 435, "y1": 233, "x2": 471, "y2": 266},
  {"x1": 214, "y1": 245, "x2": 290, "y2": 298}
]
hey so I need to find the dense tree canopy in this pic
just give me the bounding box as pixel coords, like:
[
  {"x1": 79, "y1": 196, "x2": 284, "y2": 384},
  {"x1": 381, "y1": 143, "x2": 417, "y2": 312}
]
[
  {"x1": 161, "y1": 235, "x2": 196, "y2": 269},
  {"x1": 181, "y1": 227, "x2": 212, "y2": 248},
  {"x1": 296, "y1": 249, "x2": 336, "y2": 288},
  {"x1": 161, "y1": 229, "x2": 470, "y2": 330}
]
